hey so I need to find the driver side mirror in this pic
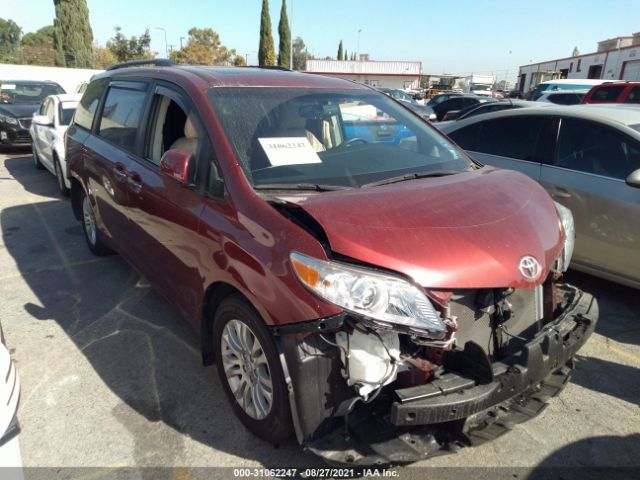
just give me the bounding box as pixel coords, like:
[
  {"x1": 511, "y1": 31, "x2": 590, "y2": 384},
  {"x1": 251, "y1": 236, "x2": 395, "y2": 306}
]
[
  {"x1": 160, "y1": 149, "x2": 192, "y2": 185},
  {"x1": 32, "y1": 114, "x2": 53, "y2": 127},
  {"x1": 626, "y1": 168, "x2": 640, "y2": 188}
]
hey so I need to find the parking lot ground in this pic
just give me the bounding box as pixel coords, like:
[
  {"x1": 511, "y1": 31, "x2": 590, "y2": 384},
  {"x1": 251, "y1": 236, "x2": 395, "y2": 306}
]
[{"x1": 0, "y1": 151, "x2": 639, "y2": 479}]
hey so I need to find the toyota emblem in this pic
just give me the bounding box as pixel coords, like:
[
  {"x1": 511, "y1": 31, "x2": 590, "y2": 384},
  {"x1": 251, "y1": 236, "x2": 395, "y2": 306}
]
[{"x1": 519, "y1": 256, "x2": 541, "y2": 281}]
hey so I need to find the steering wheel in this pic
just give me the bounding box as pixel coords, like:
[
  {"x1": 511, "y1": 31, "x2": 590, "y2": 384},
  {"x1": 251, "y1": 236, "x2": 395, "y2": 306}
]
[{"x1": 340, "y1": 137, "x2": 368, "y2": 148}]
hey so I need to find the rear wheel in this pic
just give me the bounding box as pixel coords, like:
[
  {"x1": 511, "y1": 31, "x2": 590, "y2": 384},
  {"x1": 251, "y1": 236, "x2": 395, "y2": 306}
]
[
  {"x1": 54, "y1": 156, "x2": 70, "y2": 197},
  {"x1": 81, "y1": 190, "x2": 113, "y2": 256},
  {"x1": 32, "y1": 146, "x2": 44, "y2": 170},
  {"x1": 213, "y1": 295, "x2": 293, "y2": 443}
]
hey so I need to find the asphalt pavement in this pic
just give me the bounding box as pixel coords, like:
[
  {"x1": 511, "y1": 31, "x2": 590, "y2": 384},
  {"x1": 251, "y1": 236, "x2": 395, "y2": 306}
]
[{"x1": 0, "y1": 151, "x2": 638, "y2": 479}]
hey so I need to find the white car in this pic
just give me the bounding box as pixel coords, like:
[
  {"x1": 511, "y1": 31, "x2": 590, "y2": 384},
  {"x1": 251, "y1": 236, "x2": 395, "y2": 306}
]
[
  {"x1": 0, "y1": 325, "x2": 22, "y2": 477},
  {"x1": 30, "y1": 94, "x2": 82, "y2": 196},
  {"x1": 536, "y1": 89, "x2": 586, "y2": 105}
]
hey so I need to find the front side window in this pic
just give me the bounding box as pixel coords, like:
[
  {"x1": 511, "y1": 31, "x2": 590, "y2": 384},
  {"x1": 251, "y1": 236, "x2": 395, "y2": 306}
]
[
  {"x1": 625, "y1": 86, "x2": 640, "y2": 104},
  {"x1": 474, "y1": 116, "x2": 544, "y2": 161},
  {"x1": 59, "y1": 102, "x2": 78, "y2": 126},
  {"x1": 74, "y1": 78, "x2": 108, "y2": 130},
  {"x1": 592, "y1": 85, "x2": 624, "y2": 101},
  {"x1": 209, "y1": 87, "x2": 473, "y2": 189},
  {"x1": 554, "y1": 118, "x2": 640, "y2": 180},
  {"x1": 98, "y1": 86, "x2": 147, "y2": 152}
]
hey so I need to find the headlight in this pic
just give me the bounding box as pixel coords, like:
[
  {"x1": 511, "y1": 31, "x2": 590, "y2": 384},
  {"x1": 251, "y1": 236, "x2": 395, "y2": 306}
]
[
  {"x1": 554, "y1": 202, "x2": 575, "y2": 272},
  {"x1": 0, "y1": 114, "x2": 18, "y2": 125},
  {"x1": 290, "y1": 252, "x2": 447, "y2": 338}
]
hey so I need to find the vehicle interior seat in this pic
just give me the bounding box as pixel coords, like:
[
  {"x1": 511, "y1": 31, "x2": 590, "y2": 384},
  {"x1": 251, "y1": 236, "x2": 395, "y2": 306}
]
[
  {"x1": 169, "y1": 116, "x2": 199, "y2": 156},
  {"x1": 272, "y1": 105, "x2": 326, "y2": 152}
]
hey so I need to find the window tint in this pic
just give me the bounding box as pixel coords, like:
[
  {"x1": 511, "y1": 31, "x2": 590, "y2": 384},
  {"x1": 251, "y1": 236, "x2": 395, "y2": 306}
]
[
  {"x1": 547, "y1": 93, "x2": 583, "y2": 105},
  {"x1": 626, "y1": 86, "x2": 640, "y2": 103},
  {"x1": 554, "y1": 118, "x2": 640, "y2": 179},
  {"x1": 74, "y1": 78, "x2": 107, "y2": 130},
  {"x1": 448, "y1": 124, "x2": 480, "y2": 150},
  {"x1": 98, "y1": 86, "x2": 147, "y2": 152},
  {"x1": 474, "y1": 116, "x2": 543, "y2": 161},
  {"x1": 592, "y1": 85, "x2": 624, "y2": 101}
]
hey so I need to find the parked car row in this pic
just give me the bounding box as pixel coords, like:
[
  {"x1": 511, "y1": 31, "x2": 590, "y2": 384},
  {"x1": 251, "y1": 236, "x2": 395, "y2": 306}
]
[{"x1": 33, "y1": 62, "x2": 596, "y2": 465}]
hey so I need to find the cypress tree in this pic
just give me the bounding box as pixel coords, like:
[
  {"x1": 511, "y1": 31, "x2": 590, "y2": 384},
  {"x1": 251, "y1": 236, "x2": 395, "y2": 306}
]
[
  {"x1": 277, "y1": 0, "x2": 291, "y2": 68},
  {"x1": 337, "y1": 40, "x2": 343, "y2": 61},
  {"x1": 53, "y1": 0, "x2": 94, "y2": 68},
  {"x1": 258, "y1": 0, "x2": 276, "y2": 66},
  {"x1": 344, "y1": 49, "x2": 348, "y2": 61}
]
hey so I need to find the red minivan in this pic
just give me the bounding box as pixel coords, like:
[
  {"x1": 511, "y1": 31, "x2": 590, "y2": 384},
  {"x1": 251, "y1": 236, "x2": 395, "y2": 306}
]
[
  {"x1": 583, "y1": 81, "x2": 640, "y2": 104},
  {"x1": 65, "y1": 61, "x2": 597, "y2": 465}
]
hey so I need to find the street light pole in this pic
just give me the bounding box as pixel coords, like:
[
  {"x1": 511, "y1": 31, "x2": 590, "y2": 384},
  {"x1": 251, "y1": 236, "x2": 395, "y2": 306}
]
[
  {"x1": 357, "y1": 29, "x2": 362, "y2": 60},
  {"x1": 155, "y1": 27, "x2": 168, "y2": 58},
  {"x1": 180, "y1": 37, "x2": 185, "y2": 49}
]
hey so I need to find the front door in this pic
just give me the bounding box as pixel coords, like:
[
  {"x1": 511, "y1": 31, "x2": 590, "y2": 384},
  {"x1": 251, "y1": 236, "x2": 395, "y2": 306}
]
[
  {"x1": 540, "y1": 117, "x2": 640, "y2": 285},
  {"x1": 124, "y1": 84, "x2": 211, "y2": 321}
]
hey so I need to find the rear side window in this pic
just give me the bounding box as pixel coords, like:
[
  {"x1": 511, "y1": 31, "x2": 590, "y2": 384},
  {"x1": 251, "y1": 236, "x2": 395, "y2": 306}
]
[
  {"x1": 547, "y1": 93, "x2": 583, "y2": 105},
  {"x1": 447, "y1": 124, "x2": 480, "y2": 150},
  {"x1": 98, "y1": 86, "x2": 147, "y2": 152},
  {"x1": 474, "y1": 116, "x2": 544, "y2": 161},
  {"x1": 591, "y1": 86, "x2": 624, "y2": 101},
  {"x1": 74, "y1": 78, "x2": 107, "y2": 130},
  {"x1": 554, "y1": 118, "x2": 640, "y2": 179},
  {"x1": 626, "y1": 86, "x2": 640, "y2": 104}
]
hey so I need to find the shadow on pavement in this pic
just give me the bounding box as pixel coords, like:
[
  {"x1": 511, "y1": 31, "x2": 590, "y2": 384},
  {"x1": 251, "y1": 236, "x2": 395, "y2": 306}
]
[
  {"x1": 571, "y1": 354, "x2": 640, "y2": 406},
  {"x1": 527, "y1": 434, "x2": 640, "y2": 480},
  {"x1": 565, "y1": 270, "x2": 640, "y2": 347},
  {"x1": 0, "y1": 155, "x2": 323, "y2": 469},
  {"x1": 3, "y1": 154, "x2": 63, "y2": 200}
]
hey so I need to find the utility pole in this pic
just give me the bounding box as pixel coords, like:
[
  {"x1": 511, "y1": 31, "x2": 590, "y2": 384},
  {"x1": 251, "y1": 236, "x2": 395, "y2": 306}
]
[
  {"x1": 155, "y1": 27, "x2": 168, "y2": 58},
  {"x1": 180, "y1": 37, "x2": 185, "y2": 49},
  {"x1": 357, "y1": 29, "x2": 362, "y2": 60}
]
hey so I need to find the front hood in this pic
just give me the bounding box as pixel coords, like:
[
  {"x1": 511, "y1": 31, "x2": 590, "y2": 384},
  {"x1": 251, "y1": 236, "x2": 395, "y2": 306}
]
[
  {"x1": 0, "y1": 104, "x2": 39, "y2": 118},
  {"x1": 289, "y1": 168, "x2": 563, "y2": 289}
]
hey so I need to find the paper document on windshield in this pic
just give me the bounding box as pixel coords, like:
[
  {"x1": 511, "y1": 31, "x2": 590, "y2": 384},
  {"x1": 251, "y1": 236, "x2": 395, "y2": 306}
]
[{"x1": 259, "y1": 137, "x2": 322, "y2": 166}]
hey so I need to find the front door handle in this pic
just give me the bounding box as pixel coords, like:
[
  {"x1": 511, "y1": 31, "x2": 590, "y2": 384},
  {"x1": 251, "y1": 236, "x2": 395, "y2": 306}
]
[
  {"x1": 552, "y1": 187, "x2": 572, "y2": 199},
  {"x1": 113, "y1": 163, "x2": 128, "y2": 181},
  {"x1": 127, "y1": 171, "x2": 142, "y2": 194}
]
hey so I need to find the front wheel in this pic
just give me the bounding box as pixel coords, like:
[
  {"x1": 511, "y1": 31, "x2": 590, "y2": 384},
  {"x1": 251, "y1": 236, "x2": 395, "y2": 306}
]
[
  {"x1": 213, "y1": 295, "x2": 293, "y2": 443},
  {"x1": 81, "y1": 190, "x2": 113, "y2": 256}
]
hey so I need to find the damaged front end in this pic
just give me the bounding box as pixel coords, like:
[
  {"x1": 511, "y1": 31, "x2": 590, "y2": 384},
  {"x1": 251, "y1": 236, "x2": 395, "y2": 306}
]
[{"x1": 273, "y1": 270, "x2": 597, "y2": 465}]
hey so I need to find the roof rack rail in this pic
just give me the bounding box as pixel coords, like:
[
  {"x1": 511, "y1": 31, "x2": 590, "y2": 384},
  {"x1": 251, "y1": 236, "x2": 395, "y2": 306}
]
[
  {"x1": 243, "y1": 65, "x2": 293, "y2": 72},
  {"x1": 106, "y1": 59, "x2": 176, "y2": 71}
]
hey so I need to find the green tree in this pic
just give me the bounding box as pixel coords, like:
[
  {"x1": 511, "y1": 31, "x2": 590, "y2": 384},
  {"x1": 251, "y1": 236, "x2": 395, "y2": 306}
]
[
  {"x1": 258, "y1": 0, "x2": 276, "y2": 66},
  {"x1": 0, "y1": 18, "x2": 22, "y2": 62},
  {"x1": 22, "y1": 25, "x2": 54, "y2": 46},
  {"x1": 292, "y1": 36, "x2": 308, "y2": 70},
  {"x1": 53, "y1": 0, "x2": 94, "y2": 68},
  {"x1": 337, "y1": 40, "x2": 343, "y2": 60},
  {"x1": 106, "y1": 26, "x2": 152, "y2": 62},
  {"x1": 172, "y1": 27, "x2": 243, "y2": 66},
  {"x1": 344, "y1": 49, "x2": 348, "y2": 61},
  {"x1": 277, "y1": 0, "x2": 290, "y2": 68}
]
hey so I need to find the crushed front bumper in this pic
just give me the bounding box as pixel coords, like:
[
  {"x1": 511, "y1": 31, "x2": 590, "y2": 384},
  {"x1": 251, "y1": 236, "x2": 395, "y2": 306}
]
[{"x1": 304, "y1": 285, "x2": 598, "y2": 465}]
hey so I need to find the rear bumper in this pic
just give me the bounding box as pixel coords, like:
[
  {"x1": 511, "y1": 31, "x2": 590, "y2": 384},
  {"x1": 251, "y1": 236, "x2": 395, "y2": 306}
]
[{"x1": 304, "y1": 285, "x2": 597, "y2": 465}]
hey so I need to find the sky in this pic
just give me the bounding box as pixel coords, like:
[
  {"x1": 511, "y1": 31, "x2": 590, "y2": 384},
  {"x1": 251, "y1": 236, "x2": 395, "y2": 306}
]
[{"x1": 3, "y1": 0, "x2": 639, "y2": 84}]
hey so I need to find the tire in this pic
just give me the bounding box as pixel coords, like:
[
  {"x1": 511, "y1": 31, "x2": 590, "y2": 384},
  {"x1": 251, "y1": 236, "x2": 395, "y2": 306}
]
[
  {"x1": 32, "y1": 146, "x2": 44, "y2": 170},
  {"x1": 213, "y1": 295, "x2": 293, "y2": 444},
  {"x1": 54, "y1": 156, "x2": 70, "y2": 197},
  {"x1": 80, "y1": 189, "x2": 113, "y2": 256}
]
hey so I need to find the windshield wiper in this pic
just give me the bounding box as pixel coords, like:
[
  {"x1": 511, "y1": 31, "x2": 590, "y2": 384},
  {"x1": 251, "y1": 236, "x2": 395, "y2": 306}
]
[
  {"x1": 254, "y1": 183, "x2": 350, "y2": 192},
  {"x1": 362, "y1": 170, "x2": 464, "y2": 187}
]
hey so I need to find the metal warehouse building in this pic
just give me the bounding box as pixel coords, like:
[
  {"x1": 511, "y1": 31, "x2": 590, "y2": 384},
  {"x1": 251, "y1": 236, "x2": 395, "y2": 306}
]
[
  {"x1": 518, "y1": 33, "x2": 640, "y2": 92},
  {"x1": 305, "y1": 59, "x2": 422, "y2": 90}
]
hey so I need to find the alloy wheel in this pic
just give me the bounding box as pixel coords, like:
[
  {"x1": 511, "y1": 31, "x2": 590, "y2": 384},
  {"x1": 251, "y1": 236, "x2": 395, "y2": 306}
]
[
  {"x1": 220, "y1": 319, "x2": 273, "y2": 420},
  {"x1": 82, "y1": 195, "x2": 97, "y2": 246}
]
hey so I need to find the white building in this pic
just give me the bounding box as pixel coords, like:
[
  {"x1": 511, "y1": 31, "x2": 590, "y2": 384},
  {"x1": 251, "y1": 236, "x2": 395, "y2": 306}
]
[
  {"x1": 305, "y1": 59, "x2": 422, "y2": 90},
  {"x1": 518, "y1": 33, "x2": 640, "y2": 92}
]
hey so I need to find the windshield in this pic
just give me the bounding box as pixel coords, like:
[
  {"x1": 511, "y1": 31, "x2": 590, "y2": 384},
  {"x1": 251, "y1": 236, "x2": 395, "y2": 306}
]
[
  {"x1": 59, "y1": 102, "x2": 78, "y2": 126},
  {"x1": 209, "y1": 87, "x2": 473, "y2": 189},
  {"x1": 0, "y1": 82, "x2": 65, "y2": 104}
]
